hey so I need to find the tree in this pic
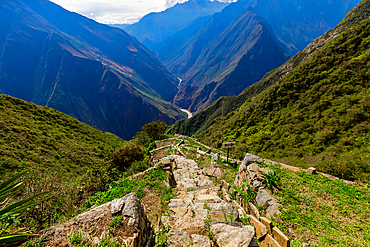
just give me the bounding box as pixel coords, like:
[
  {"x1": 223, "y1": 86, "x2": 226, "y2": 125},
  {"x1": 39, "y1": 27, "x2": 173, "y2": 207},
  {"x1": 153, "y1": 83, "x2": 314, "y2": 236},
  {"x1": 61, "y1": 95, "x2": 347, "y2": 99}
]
[{"x1": 134, "y1": 121, "x2": 168, "y2": 145}]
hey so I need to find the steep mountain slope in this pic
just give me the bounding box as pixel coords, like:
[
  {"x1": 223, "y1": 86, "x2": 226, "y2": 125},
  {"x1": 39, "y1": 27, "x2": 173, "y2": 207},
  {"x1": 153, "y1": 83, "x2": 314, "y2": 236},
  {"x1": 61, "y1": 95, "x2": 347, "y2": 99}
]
[
  {"x1": 169, "y1": 0, "x2": 369, "y2": 137},
  {"x1": 248, "y1": 0, "x2": 361, "y2": 54},
  {"x1": 172, "y1": 9, "x2": 290, "y2": 112},
  {"x1": 195, "y1": 0, "x2": 370, "y2": 183},
  {"x1": 123, "y1": 0, "x2": 228, "y2": 50},
  {"x1": 160, "y1": 0, "x2": 360, "y2": 112},
  {"x1": 157, "y1": 0, "x2": 251, "y2": 78},
  {"x1": 152, "y1": 15, "x2": 213, "y2": 62},
  {"x1": 0, "y1": 0, "x2": 185, "y2": 140}
]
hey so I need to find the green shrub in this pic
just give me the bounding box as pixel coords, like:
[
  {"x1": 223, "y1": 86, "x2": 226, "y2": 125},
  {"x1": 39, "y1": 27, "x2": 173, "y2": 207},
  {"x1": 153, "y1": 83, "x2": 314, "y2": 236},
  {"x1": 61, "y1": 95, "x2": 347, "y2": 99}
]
[
  {"x1": 0, "y1": 171, "x2": 43, "y2": 245},
  {"x1": 110, "y1": 143, "x2": 144, "y2": 171},
  {"x1": 134, "y1": 121, "x2": 168, "y2": 145}
]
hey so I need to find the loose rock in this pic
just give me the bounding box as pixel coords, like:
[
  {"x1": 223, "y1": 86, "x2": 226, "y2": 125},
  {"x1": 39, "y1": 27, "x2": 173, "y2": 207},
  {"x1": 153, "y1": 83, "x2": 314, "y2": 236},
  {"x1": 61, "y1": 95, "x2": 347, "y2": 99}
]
[{"x1": 211, "y1": 223, "x2": 255, "y2": 247}]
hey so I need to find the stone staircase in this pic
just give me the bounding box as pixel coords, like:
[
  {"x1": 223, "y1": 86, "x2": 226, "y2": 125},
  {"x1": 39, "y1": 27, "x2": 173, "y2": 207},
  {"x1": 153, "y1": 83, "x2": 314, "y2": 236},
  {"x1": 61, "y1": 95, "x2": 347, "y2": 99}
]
[{"x1": 158, "y1": 155, "x2": 256, "y2": 247}]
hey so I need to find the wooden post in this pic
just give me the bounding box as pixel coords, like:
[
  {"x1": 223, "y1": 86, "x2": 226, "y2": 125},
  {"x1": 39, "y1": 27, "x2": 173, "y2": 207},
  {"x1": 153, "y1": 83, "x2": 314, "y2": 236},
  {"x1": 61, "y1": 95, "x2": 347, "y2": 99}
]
[{"x1": 222, "y1": 142, "x2": 236, "y2": 164}]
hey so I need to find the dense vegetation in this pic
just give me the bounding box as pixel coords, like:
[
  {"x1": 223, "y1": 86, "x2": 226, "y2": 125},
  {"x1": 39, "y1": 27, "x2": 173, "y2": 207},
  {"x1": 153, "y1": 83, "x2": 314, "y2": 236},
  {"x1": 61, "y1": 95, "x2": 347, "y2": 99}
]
[
  {"x1": 0, "y1": 95, "x2": 125, "y2": 227},
  {"x1": 0, "y1": 95, "x2": 171, "y2": 233},
  {"x1": 0, "y1": 94, "x2": 125, "y2": 176},
  {"x1": 197, "y1": 16, "x2": 370, "y2": 183}
]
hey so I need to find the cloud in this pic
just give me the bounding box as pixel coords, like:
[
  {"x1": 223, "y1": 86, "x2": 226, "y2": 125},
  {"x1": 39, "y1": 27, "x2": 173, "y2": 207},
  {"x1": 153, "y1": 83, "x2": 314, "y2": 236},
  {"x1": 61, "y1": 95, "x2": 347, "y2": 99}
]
[
  {"x1": 165, "y1": 0, "x2": 235, "y2": 8},
  {"x1": 50, "y1": 0, "x2": 237, "y2": 24},
  {"x1": 50, "y1": 0, "x2": 167, "y2": 23},
  {"x1": 165, "y1": 0, "x2": 187, "y2": 8}
]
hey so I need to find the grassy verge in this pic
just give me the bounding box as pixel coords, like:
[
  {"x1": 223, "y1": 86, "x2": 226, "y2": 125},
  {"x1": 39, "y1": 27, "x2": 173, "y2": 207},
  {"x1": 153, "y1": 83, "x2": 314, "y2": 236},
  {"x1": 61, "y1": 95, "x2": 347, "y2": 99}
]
[
  {"x1": 260, "y1": 163, "x2": 370, "y2": 246},
  {"x1": 85, "y1": 167, "x2": 177, "y2": 223}
]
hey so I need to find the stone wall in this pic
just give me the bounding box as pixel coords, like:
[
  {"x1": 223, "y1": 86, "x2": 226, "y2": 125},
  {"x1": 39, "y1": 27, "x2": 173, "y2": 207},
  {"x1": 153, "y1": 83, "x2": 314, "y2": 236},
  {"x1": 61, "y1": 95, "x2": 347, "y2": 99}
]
[
  {"x1": 40, "y1": 193, "x2": 152, "y2": 247},
  {"x1": 218, "y1": 154, "x2": 291, "y2": 247}
]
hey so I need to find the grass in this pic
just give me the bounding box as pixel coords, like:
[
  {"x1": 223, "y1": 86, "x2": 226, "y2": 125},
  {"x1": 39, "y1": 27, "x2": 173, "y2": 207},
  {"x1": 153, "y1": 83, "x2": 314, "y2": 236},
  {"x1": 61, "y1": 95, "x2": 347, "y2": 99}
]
[
  {"x1": 0, "y1": 95, "x2": 125, "y2": 177},
  {"x1": 0, "y1": 94, "x2": 128, "y2": 229},
  {"x1": 85, "y1": 167, "x2": 177, "y2": 217},
  {"x1": 196, "y1": 16, "x2": 370, "y2": 183},
  {"x1": 178, "y1": 137, "x2": 207, "y2": 151},
  {"x1": 262, "y1": 163, "x2": 370, "y2": 246}
]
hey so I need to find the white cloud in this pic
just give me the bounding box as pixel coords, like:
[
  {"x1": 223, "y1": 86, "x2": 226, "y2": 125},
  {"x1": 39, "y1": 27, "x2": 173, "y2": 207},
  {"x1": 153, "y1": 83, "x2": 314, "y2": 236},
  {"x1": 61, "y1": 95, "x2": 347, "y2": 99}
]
[
  {"x1": 50, "y1": 0, "x2": 235, "y2": 24},
  {"x1": 165, "y1": 0, "x2": 187, "y2": 8}
]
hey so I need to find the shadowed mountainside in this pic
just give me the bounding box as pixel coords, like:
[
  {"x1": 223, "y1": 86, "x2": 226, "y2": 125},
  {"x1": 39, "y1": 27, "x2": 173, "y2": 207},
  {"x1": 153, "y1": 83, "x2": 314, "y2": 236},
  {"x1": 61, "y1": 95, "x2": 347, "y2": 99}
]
[
  {"x1": 158, "y1": 0, "x2": 360, "y2": 113},
  {"x1": 0, "y1": 0, "x2": 186, "y2": 140},
  {"x1": 168, "y1": 0, "x2": 368, "y2": 137}
]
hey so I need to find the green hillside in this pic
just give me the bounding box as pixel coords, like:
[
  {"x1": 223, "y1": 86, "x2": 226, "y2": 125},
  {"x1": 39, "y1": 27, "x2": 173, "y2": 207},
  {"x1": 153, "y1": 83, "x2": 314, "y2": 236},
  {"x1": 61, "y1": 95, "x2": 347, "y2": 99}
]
[
  {"x1": 168, "y1": 0, "x2": 370, "y2": 138},
  {"x1": 196, "y1": 15, "x2": 370, "y2": 183},
  {"x1": 0, "y1": 94, "x2": 127, "y2": 226},
  {"x1": 0, "y1": 94, "x2": 124, "y2": 175}
]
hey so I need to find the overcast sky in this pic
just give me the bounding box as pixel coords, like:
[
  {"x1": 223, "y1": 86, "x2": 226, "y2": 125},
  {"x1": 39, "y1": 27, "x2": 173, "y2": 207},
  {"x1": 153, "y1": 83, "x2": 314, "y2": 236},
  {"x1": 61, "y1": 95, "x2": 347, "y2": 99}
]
[{"x1": 49, "y1": 0, "x2": 235, "y2": 24}]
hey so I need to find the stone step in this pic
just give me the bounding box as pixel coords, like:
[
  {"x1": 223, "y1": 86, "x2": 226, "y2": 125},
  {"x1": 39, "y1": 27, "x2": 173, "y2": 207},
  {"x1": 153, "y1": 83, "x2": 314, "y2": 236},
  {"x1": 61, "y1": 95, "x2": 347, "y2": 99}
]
[
  {"x1": 167, "y1": 230, "x2": 212, "y2": 247},
  {"x1": 160, "y1": 152, "x2": 258, "y2": 247},
  {"x1": 176, "y1": 186, "x2": 220, "y2": 194},
  {"x1": 194, "y1": 202, "x2": 239, "y2": 222},
  {"x1": 168, "y1": 199, "x2": 192, "y2": 209},
  {"x1": 175, "y1": 160, "x2": 198, "y2": 169},
  {"x1": 174, "y1": 175, "x2": 209, "y2": 182},
  {"x1": 193, "y1": 194, "x2": 224, "y2": 204},
  {"x1": 160, "y1": 216, "x2": 206, "y2": 235},
  {"x1": 172, "y1": 193, "x2": 194, "y2": 201}
]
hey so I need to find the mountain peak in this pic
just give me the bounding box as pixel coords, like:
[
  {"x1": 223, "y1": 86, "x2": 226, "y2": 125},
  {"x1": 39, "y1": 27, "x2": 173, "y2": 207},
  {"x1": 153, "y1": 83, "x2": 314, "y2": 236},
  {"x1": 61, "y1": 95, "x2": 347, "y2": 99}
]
[{"x1": 123, "y1": 0, "x2": 228, "y2": 50}]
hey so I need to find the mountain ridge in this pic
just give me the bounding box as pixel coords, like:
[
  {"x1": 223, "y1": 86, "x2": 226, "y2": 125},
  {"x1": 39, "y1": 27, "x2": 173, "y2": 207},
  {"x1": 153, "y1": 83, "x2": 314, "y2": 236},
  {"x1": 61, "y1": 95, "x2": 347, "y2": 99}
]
[
  {"x1": 158, "y1": 0, "x2": 360, "y2": 113},
  {"x1": 172, "y1": 9, "x2": 291, "y2": 112},
  {"x1": 168, "y1": 0, "x2": 368, "y2": 137},
  {"x1": 123, "y1": 0, "x2": 229, "y2": 50},
  {"x1": 193, "y1": 0, "x2": 370, "y2": 183},
  {"x1": 0, "y1": 0, "x2": 185, "y2": 140}
]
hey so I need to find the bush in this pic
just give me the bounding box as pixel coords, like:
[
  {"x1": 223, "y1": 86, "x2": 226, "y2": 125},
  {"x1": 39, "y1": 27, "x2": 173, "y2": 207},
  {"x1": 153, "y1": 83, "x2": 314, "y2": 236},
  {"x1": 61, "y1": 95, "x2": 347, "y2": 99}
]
[
  {"x1": 110, "y1": 144, "x2": 144, "y2": 171},
  {"x1": 134, "y1": 121, "x2": 168, "y2": 145}
]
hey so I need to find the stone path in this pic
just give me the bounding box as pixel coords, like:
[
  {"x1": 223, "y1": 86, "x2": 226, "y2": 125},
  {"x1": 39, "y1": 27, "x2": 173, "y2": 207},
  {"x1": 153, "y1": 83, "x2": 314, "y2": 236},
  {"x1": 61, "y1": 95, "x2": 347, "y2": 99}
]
[{"x1": 159, "y1": 155, "x2": 255, "y2": 247}]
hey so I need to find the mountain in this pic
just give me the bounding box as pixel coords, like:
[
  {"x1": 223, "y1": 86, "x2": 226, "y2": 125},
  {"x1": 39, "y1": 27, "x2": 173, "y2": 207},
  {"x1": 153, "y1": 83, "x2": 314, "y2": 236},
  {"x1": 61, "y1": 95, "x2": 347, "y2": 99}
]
[
  {"x1": 247, "y1": 0, "x2": 362, "y2": 54},
  {"x1": 192, "y1": 0, "x2": 370, "y2": 183},
  {"x1": 109, "y1": 23, "x2": 130, "y2": 29},
  {"x1": 158, "y1": 0, "x2": 360, "y2": 113},
  {"x1": 123, "y1": 0, "x2": 229, "y2": 50},
  {"x1": 168, "y1": 0, "x2": 369, "y2": 137},
  {"x1": 172, "y1": 9, "x2": 291, "y2": 112},
  {"x1": 156, "y1": 0, "x2": 252, "y2": 80},
  {"x1": 0, "y1": 0, "x2": 185, "y2": 140}
]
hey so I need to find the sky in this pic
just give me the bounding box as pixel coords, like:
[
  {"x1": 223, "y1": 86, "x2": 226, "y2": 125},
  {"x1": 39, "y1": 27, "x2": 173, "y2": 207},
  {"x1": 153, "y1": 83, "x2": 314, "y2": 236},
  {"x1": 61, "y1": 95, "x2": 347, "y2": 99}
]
[{"x1": 49, "y1": 0, "x2": 234, "y2": 25}]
